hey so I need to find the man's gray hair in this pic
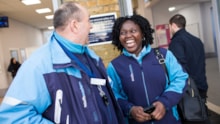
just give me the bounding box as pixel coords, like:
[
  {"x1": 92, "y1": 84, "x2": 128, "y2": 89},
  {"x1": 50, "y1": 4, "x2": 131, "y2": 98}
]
[{"x1": 53, "y1": 2, "x2": 82, "y2": 29}]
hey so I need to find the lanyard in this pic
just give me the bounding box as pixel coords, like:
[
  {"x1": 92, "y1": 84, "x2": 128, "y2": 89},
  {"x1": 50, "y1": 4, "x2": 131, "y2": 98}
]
[
  {"x1": 55, "y1": 37, "x2": 94, "y2": 78},
  {"x1": 54, "y1": 36, "x2": 109, "y2": 106}
]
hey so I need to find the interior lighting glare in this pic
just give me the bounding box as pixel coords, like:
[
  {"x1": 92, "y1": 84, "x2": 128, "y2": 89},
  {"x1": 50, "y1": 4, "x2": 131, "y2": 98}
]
[
  {"x1": 21, "y1": 0, "x2": 41, "y2": 5},
  {"x1": 45, "y1": 15, "x2": 54, "y2": 20},
  {"x1": 36, "y1": 8, "x2": 51, "y2": 14},
  {"x1": 168, "y1": 7, "x2": 176, "y2": 12}
]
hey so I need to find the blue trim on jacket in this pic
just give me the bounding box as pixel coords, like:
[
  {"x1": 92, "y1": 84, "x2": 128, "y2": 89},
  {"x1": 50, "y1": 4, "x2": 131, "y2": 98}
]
[
  {"x1": 107, "y1": 45, "x2": 188, "y2": 124},
  {"x1": 0, "y1": 31, "x2": 125, "y2": 124}
]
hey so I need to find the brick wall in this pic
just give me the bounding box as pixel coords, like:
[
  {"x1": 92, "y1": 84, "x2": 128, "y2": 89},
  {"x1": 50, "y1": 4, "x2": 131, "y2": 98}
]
[
  {"x1": 65, "y1": 0, "x2": 120, "y2": 17},
  {"x1": 64, "y1": 0, "x2": 121, "y2": 67},
  {"x1": 89, "y1": 44, "x2": 120, "y2": 67}
]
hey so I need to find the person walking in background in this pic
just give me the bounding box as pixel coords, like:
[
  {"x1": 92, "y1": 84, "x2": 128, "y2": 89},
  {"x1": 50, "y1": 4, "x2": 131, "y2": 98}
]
[
  {"x1": 107, "y1": 15, "x2": 188, "y2": 124},
  {"x1": 0, "y1": 2, "x2": 125, "y2": 124},
  {"x1": 7, "y1": 57, "x2": 21, "y2": 78},
  {"x1": 169, "y1": 14, "x2": 210, "y2": 124}
]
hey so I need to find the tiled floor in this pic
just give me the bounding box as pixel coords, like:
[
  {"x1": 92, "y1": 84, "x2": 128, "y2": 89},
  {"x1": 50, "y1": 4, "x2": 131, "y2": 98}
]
[
  {"x1": 206, "y1": 57, "x2": 220, "y2": 110},
  {"x1": 209, "y1": 110, "x2": 220, "y2": 124},
  {"x1": 205, "y1": 57, "x2": 220, "y2": 124}
]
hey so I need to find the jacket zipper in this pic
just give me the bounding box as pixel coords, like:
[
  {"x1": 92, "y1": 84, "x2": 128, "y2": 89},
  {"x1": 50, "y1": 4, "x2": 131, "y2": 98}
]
[{"x1": 141, "y1": 69, "x2": 154, "y2": 124}]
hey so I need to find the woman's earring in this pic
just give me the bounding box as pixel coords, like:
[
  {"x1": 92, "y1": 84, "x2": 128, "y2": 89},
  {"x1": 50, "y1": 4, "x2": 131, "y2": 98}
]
[{"x1": 142, "y1": 37, "x2": 145, "y2": 41}]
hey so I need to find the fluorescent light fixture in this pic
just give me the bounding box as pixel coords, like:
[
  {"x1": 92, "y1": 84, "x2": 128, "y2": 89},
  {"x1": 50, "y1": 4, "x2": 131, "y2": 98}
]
[
  {"x1": 168, "y1": 7, "x2": 176, "y2": 12},
  {"x1": 45, "y1": 15, "x2": 54, "y2": 20},
  {"x1": 21, "y1": 0, "x2": 41, "y2": 5},
  {"x1": 144, "y1": 0, "x2": 152, "y2": 2},
  {"x1": 36, "y1": 8, "x2": 51, "y2": 14},
  {"x1": 48, "y1": 26, "x2": 54, "y2": 30}
]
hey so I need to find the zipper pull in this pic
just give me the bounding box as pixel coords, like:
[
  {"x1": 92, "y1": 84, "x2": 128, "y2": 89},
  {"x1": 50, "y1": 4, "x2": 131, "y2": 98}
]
[
  {"x1": 102, "y1": 95, "x2": 109, "y2": 106},
  {"x1": 98, "y1": 85, "x2": 109, "y2": 106}
]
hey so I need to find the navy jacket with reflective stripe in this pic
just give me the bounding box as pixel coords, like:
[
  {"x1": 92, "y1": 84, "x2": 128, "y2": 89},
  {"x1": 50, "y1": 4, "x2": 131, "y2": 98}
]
[
  {"x1": 0, "y1": 31, "x2": 125, "y2": 124},
  {"x1": 107, "y1": 46, "x2": 188, "y2": 124}
]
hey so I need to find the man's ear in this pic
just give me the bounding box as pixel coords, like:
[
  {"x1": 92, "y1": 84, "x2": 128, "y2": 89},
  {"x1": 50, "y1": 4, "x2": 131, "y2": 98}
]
[
  {"x1": 70, "y1": 19, "x2": 78, "y2": 33},
  {"x1": 170, "y1": 23, "x2": 176, "y2": 30},
  {"x1": 173, "y1": 23, "x2": 179, "y2": 29}
]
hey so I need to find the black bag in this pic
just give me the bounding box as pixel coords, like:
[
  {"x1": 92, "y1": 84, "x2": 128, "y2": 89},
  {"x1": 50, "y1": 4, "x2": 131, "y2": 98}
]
[
  {"x1": 154, "y1": 48, "x2": 208, "y2": 122},
  {"x1": 177, "y1": 77, "x2": 208, "y2": 121}
]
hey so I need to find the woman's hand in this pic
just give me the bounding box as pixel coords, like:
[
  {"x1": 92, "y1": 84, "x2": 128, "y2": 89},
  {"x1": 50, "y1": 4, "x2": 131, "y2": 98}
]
[
  {"x1": 151, "y1": 101, "x2": 166, "y2": 120},
  {"x1": 130, "y1": 106, "x2": 152, "y2": 122}
]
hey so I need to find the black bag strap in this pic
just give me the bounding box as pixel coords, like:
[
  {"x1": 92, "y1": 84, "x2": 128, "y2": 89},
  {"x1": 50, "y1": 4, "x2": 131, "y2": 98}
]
[
  {"x1": 154, "y1": 47, "x2": 170, "y2": 85},
  {"x1": 154, "y1": 48, "x2": 196, "y2": 96}
]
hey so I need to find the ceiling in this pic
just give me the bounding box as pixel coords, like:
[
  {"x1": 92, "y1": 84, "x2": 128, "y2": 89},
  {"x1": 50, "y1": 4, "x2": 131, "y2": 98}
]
[
  {"x1": 148, "y1": 0, "x2": 211, "y2": 9},
  {"x1": 0, "y1": 0, "x2": 211, "y2": 30},
  {"x1": 0, "y1": 0, "x2": 54, "y2": 30}
]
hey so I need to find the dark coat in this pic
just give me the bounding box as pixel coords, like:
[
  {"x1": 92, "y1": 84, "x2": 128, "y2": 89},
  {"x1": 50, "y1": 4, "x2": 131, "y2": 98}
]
[
  {"x1": 169, "y1": 28, "x2": 208, "y2": 96},
  {"x1": 7, "y1": 61, "x2": 21, "y2": 78}
]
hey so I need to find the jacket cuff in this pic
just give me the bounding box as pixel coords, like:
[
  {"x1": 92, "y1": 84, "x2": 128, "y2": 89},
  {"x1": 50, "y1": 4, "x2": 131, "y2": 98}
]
[
  {"x1": 118, "y1": 99, "x2": 134, "y2": 117},
  {"x1": 157, "y1": 97, "x2": 171, "y2": 110}
]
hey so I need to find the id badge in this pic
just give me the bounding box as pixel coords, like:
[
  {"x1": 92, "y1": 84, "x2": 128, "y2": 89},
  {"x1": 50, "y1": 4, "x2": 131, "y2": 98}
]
[{"x1": 90, "y1": 78, "x2": 106, "y2": 86}]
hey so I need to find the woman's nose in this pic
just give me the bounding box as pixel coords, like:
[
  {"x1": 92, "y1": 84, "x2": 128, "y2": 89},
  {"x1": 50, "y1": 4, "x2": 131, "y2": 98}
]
[{"x1": 125, "y1": 31, "x2": 132, "y2": 37}]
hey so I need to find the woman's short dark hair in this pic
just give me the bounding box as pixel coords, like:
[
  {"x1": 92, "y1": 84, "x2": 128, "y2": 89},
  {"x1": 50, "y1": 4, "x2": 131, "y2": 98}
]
[
  {"x1": 112, "y1": 14, "x2": 154, "y2": 52},
  {"x1": 169, "y1": 14, "x2": 186, "y2": 28},
  {"x1": 10, "y1": 57, "x2": 15, "y2": 64}
]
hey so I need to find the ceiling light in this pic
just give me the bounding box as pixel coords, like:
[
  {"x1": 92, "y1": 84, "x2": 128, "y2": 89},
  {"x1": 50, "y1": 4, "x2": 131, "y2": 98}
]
[
  {"x1": 48, "y1": 26, "x2": 54, "y2": 30},
  {"x1": 45, "y1": 15, "x2": 54, "y2": 20},
  {"x1": 36, "y1": 8, "x2": 51, "y2": 14},
  {"x1": 168, "y1": 7, "x2": 176, "y2": 12},
  {"x1": 21, "y1": 0, "x2": 41, "y2": 5}
]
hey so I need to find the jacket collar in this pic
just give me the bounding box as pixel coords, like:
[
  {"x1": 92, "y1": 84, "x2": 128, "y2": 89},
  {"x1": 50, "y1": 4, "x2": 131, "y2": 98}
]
[
  {"x1": 122, "y1": 45, "x2": 151, "y2": 64},
  {"x1": 50, "y1": 31, "x2": 100, "y2": 66},
  {"x1": 172, "y1": 28, "x2": 186, "y2": 40}
]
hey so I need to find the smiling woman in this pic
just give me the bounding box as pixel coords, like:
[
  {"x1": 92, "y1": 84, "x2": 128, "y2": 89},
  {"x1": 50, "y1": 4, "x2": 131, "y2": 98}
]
[{"x1": 107, "y1": 14, "x2": 188, "y2": 124}]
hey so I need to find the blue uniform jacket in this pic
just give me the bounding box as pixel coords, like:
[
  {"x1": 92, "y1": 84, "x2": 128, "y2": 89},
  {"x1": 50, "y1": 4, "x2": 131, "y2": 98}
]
[
  {"x1": 107, "y1": 45, "x2": 188, "y2": 124},
  {"x1": 0, "y1": 31, "x2": 125, "y2": 124}
]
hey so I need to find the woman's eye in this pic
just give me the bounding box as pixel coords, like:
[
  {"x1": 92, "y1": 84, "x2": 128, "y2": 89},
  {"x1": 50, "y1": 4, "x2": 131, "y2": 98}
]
[
  {"x1": 131, "y1": 29, "x2": 137, "y2": 33},
  {"x1": 120, "y1": 32, "x2": 126, "y2": 35},
  {"x1": 120, "y1": 29, "x2": 137, "y2": 35}
]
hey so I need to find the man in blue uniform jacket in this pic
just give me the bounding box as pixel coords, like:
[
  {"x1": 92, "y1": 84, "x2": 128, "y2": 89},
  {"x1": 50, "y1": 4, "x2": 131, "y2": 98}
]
[{"x1": 0, "y1": 2, "x2": 125, "y2": 124}]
